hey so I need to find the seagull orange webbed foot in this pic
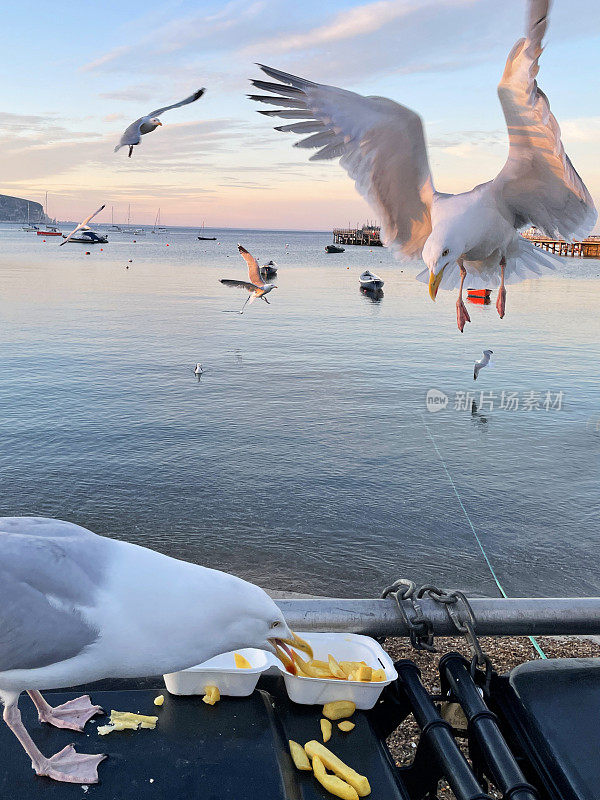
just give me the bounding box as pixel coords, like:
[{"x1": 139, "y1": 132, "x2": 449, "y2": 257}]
[
  {"x1": 28, "y1": 691, "x2": 103, "y2": 732},
  {"x1": 456, "y1": 259, "x2": 470, "y2": 333},
  {"x1": 497, "y1": 256, "x2": 507, "y2": 319}
]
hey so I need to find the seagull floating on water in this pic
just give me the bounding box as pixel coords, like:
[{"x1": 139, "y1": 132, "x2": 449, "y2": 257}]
[
  {"x1": 114, "y1": 89, "x2": 205, "y2": 157},
  {"x1": 250, "y1": 0, "x2": 596, "y2": 332},
  {"x1": 193, "y1": 363, "x2": 203, "y2": 375},
  {"x1": 474, "y1": 350, "x2": 494, "y2": 381},
  {"x1": 220, "y1": 245, "x2": 278, "y2": 314},
  {"x1": 0, "y1": 517, "x2": 307, "y2": 784},
  {"x1": 60, "y1": 205, "x2": 105, "y2": 246}
]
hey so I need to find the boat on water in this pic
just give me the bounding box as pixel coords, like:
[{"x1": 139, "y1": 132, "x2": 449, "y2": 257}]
[
  {"x1": 325, "y1": 244, "x2": 345, "y2": 253},
  {"x1": 260, "y1": 260, "x2": 278, "y2": 279},
  {"x1": 21, "y1": 202, "x2": 39, "y2": 231},
  {"x1": 37, "y1": 227, "x2": 62, "y2": 236},
  {"x1": 62, "y1": 230, "x2": 108, "y2": 244},
  {"x1": 198, "y1": 222, "x2": 216, "y2": 240},
  {"x1": 359, "y1": 270, "x2": 384, "y2": 289},
  {"x1": 151, "y1": 208, "x2": 167, "y2": 234},
  {"x1": 467, "y1": 288, "x2": 492, "y2": 299}
]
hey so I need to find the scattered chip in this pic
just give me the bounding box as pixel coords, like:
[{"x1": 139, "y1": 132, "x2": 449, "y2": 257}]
[
  {"x1": 289, "y1": 740, "x2": 312, "y2": 771},
  {"x1": 322, "y1": 701, "x2": 356, "y2": 721},
  {"x1": 97, "y1": 710, "x2": 158, "y2": 735},
  {"x1": 154, "y1": 695, "x2": 164, "y2": 706},
  {"x1": 338, "y1": 721, "x2": 355, "y2": 733},
  {"x1": 234, "y1": 653, "x2": 252, "y2": 669},
  {"x1": 312, "y1": 754, "x2": 359, "y2": 800},
  {"x1": 203, "y1": 686, "x2": 220, "y2": 705},
  {"x1": 304, "y1": 741, "x2": 370, "y2": 797},
  {"x1": 320, "y1": 718, "x2": 332, "y2": 742}
]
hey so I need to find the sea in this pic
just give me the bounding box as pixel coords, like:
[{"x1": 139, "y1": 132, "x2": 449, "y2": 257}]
[{"x1": 1, "y1": 222, "x2": 599, "y2": 599}]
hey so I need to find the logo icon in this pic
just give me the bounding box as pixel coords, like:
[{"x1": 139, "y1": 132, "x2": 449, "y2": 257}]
[{"x1": 426, "y1": 389, "x2": 449, "y2": 413}]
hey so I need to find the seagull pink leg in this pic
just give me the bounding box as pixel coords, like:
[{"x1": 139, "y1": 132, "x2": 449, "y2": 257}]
[
  {"x1": 496, "y1": 256, "x2": 506, "y2": 319},
  {"x1": 456, "y1": 259, "x2": 471, "y2": 333},
  {"x1": 28, "y1": 690, "x2": 103, "y2": 732},
  {"x1": 2, "y1": 693, "x2": 106, "y2": 784}
]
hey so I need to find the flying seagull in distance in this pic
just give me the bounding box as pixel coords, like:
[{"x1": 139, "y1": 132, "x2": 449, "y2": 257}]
[
  {"x1": 60, "y1": 205, "x2": 105, "y2": 246},
  {"x1": 114, "y1": 88, "x2": 205, "y2": 157},
  {"x1": 220, "y1": 245, "x2": 278, "y2": 314},
  {"x1": 474, "y1": 350, "x2": 493, "y2": 381},
  {"x1": 250, "y1": 0, "x2": 596, "y2": 333}
]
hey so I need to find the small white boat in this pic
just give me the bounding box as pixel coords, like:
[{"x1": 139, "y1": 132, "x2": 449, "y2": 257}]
[{"x1": 359, "y1": 270, "x2": 384, "y2": 290}]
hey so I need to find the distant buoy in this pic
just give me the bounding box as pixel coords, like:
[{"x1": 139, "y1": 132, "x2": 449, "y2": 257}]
[
  {"x1": 85, "y1": 251, "x2": 90, "y2": 255},
  {"x1": 166, "y1": 244, "x2": 169, "y2": 246},
  {"x1": 133, "y1": 240, "x2": 136, "y2": 243},
  {"x1": 100, "y1": 248, "x2": 103, "y2": 251},
  {"x1": 128, "y1": 259, "x2": 132, "y2": 263},
  {"x1": 43, "y1": 239, "x2": 46, "y2": 242}
]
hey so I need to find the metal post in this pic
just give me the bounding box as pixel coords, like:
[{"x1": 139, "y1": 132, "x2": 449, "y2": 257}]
[{"x1": 274, "y1": 597, "x2": 600, "y2": 637}]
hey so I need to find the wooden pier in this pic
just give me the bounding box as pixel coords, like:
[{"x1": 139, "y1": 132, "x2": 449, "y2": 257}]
[
  {"x1": 333, "y1": 224, "x2": 383, "y2": 246},
  {"x1": 522, "y1": 230, "x2": 600, "y2": 258}
]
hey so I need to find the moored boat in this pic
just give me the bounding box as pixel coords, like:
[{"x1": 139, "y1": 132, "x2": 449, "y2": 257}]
[
  {"x1": 62, "y1": 230, "x2": 108, "y2": 244},
  {"x1": 37, "y1": 227, "x2": 62, "y2": 236},
  {"x1": 260, "y1": 261, "x2": 278, "y2": 279},
  {"x1": 467, "y1": 288, "x2": 492, "y2": 299},
  {"x1": 325, "y1": 244, "x2": 345, "y2": 253},
  {"x1": 359, "y1": 269, "x2": 384, "y2": 289}
]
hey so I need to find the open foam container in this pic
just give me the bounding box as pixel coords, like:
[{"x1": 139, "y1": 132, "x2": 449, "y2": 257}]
[
  {"x1": 276, "y1": 631, "x2": 397, "y2": 709},
  {"x1": 164, "y1": 648, "x2": 271, "y2": 696}
]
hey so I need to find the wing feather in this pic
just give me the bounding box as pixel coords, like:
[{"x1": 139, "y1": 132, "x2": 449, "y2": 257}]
[
  {"x1": 149, "y1": 88, "x2": 205, "y2": 117},
  {"x1": 237, "y1": 244, "x2": 264, "y2": 286},
  {"x1": 251, "y1": 64, "x2": 434, "y2": 257},
  {"x1": 114, "y1": 118, "x2": 145, "y2": 151},
  {"x1": 60, "y1": 204, "x2": 105, "y2": 246},
  {"x1": 493, "y1": 0, "x2": 596, "y2": 240},
  {"x1": 220, "y1": 279, "x2": 258, "y2": 292}
]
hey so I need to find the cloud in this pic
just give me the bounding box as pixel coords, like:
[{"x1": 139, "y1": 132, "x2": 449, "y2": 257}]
[
  {"x1": 99, "y1": 85, "x2": 157, "y2": 103},
  {"x1": 80, "y1": 45, "x2": 133, "y2": 73},
  {"x1": 103, "y1": 113, "x2": 125, "y2": 123},
  {"x1": 560, "y1": 117, "x2": 600, "y2": 144}
]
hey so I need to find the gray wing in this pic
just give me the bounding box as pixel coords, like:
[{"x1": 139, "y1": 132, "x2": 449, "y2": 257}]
[
  {"x1": 250, "y1": 66, "x2": 434, "y2": 257},
  {"x1": 0, "y1": 518, "x2": 108, "y2": 672},
  {"x1": 220, "y1": 279, "x2": 259, "y2": 292},
  {"x1": 114, "y1": 117, "x2": 145, "y2": 152},
  {"x1": 149, "y1": 88, "x2": 206, "y2": 117},
  {"x1": 493, "y1": 0, "x2": 597, "y2": 239}
]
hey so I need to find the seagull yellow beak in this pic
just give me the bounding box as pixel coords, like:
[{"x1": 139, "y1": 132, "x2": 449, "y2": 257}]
[
  {"x1": 428, "y1": 265, "x2": 446, "y2": 301},
  {"x1": 272, "y1": 631, "x2": 313, "y2": 674},
  {"x1": 157, "y1": 121, "x2": 163, "y2": 126}
]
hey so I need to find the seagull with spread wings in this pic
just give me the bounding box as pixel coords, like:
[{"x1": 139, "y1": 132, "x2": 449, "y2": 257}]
[
  {"x1": 114, "y1": 89, "x2": 205, "y2": 157},
  {"x1": 250, "y1": 0, "x2": 596, "y2": 332},
  {"x1": 60, "y1": 205, "x2": 105, "y2": 246},
  {"x1": 220, "y1": 245, "x2": 278, "y2": 314}
]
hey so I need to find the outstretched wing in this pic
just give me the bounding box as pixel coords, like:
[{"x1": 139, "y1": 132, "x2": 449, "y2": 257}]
[
  {"x1": 114, "y1": 117, "x2": 145, "y2": 152},
  {"x1": 237, "y1": 244, "x2": 264, "y2": 285},
  {"x1": 61, "y1": 204, "x2": 105, "y2": 246},
  {"x1": 250, "y1": 65, "x2": 435, "y2": 257},
  {"x1": 149, "y1": 88, "x2": 206, "y2": 117},
  {"x1": 493, "y1": 0, "x2": 596, "y2": 239},
  {"x1": 220, "y1": 279, "x2": 258, "y2": 293}
]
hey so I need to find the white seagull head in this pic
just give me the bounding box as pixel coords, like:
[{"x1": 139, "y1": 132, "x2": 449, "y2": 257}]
[
  {"x1": 422, "y1": 229, "x2": 463, "y2": 300},
  {"x1": 149, "y1": 117, "x2": 163, "y2": 129}
]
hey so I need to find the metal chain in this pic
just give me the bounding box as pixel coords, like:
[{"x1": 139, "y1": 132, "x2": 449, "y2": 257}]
[{"x1": 382, "y1": 580, "x2": 494, "y2": 690}]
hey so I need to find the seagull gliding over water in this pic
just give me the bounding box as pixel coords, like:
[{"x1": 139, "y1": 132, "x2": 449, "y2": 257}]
[
  {"x1": 250, "y1": 0, "x2": 596, "y2": 333},
  {"x1": 220, "y1": 245, "x2": 278, "y2": 314}
]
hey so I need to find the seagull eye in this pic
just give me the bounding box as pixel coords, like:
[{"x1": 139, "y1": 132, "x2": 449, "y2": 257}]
[
  {"x1": 442, "y1": 248, "x2": 449, "y2": 257},
  {"x1": 270, "y1": 621, "x2": 281, "y2": 629}
]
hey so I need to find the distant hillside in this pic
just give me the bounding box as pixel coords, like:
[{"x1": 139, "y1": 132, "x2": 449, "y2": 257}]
[{"x1": 0, "y1": 193, "x2": 46, "y2": 222}]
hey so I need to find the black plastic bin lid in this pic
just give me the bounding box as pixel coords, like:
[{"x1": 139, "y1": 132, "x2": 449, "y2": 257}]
[{"x1": 496, "y1": 658, "x2": 600, "y2": 800}]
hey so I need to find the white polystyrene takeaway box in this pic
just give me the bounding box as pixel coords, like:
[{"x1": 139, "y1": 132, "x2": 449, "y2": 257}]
[
  {"x1": 277, "y1": 631, "x2": 397, "y2": 709},
  {"x1": 164, "y1": 648, "x2": 273, "y2": 696}
]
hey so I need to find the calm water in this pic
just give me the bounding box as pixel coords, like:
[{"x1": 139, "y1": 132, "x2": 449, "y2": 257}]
[{"x1": 1, "y1": 223, "x2": 599, "y2": 598}]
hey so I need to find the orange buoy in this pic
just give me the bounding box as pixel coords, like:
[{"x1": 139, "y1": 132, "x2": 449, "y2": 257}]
[{"x1": 467, "y1": 288, "x2": 491, "y2": 300}]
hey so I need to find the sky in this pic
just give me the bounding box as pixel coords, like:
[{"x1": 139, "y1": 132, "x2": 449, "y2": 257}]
[{"x1": 1, "y1": 0, "x2": 599, "y2": 230}]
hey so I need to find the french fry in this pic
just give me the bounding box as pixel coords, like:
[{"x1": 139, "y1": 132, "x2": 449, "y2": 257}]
[
  {"x1": 328, "y1": 655, "x2": 347, "y2": 680},
  {"x1": 323, "y1": 701, "x2": 356, "y2": 721},
  {"x1": 98, "y1": 710, "x2": 158, "y2": 734},
  {"x1": 320, "y1": 718, "x2": 332, "y2": 742},
  {"x1": 154, "y1": 695, "x2": 165, "y2": 706},
  {"x1": 275, "y1": 644, "x2": 297, "y2": 674},
  {"x1": 356, "y1": 666, "x2": 372, "y2": 682},
  {"x1": 371, "y1": 669, "x2": 386, "y2": 682},
  {"x1": 289, "y1": 740, "x2": 312, "y2": 771},
  {"x1": 203, "y1": 685, "x2": 220, "y2": 705},
  {"x1": 234, "y1": 653, "x2": 252, "y2": 669},
  {"x1": 312, "y1": 755, "x2": 359, "y2": 800},
  {"x1": 304, "y1": 741, "x2": 371, "y2": 797},
  {"x1": 338, "y1": 721, "x2": 355, "y2": 733}
]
